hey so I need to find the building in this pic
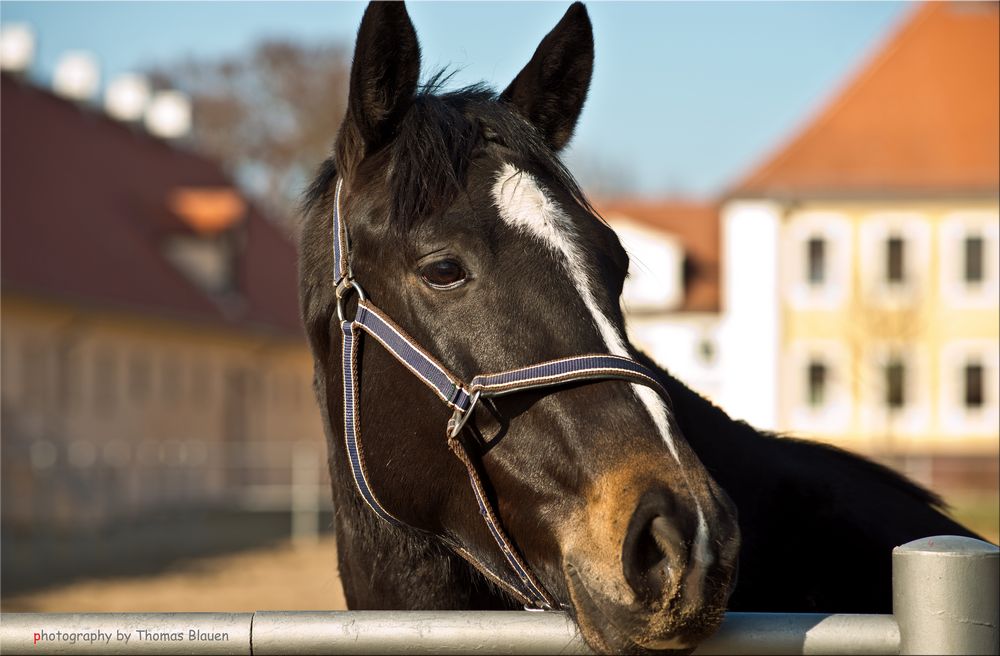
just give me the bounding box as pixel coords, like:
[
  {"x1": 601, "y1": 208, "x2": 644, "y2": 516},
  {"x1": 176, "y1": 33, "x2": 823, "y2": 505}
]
[
  {"x1": 598, "y1": 201, "x2": 724, "y2": 400},
  {"x1": 719, "y1": 2, "x2": 999, "y2": 485},
  {"x1": 1, "y1": 73, "x2": 324, "y2": 529}
]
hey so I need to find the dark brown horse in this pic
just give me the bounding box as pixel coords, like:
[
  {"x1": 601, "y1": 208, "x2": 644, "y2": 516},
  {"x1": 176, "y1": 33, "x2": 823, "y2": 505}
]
[{"x1": 298, "y1": 3, "x2": 980, "y2": 653}]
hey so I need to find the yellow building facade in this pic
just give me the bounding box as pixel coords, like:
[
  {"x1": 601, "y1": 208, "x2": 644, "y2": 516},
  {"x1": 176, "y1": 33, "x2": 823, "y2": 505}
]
[
  {"x1": 777, "y1": 200, "x2": 998, "y2": 455},
  {"x1": 719, "y1": 3, "x2": 999, "y2": 479}
]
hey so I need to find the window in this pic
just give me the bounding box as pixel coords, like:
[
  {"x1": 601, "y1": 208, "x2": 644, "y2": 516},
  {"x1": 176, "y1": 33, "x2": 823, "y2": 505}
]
[
  {"x1": 59, "y1": 348, "x2": 82, "y2": 411},
  {"x1": 964, "y1": 362, "x2": 984, "y2": 409},
  {"x1": 786, "y1": 212, "x2": 851, "y2": 310},
  {"x1": 94, "y1": 347, "x2": 117, "y2": 415},
  {"x1": 885, "y1": 357, "x2": 906, "y2": 409},
  {"x1": 964, "y1": 235, "x2": 985, "y2": 284},
  {"x1": 806, "y1": 237, "x2": 826, "y2": 285},
  {"x1": 191, "y1": 361, "x2": 210, "y2": 406},
  {"x1": 807, "y1": 360, "x2": 827, "y2": 408},
  {"x1": 886, "y1": 235, "x2": 905, "y2": 284},
  {"x1": 22, "y1": 339, "x2": 47, "y2": 410},
  {"x1": 697, "y1": 338, "x2": 716, "y2": 365},
  {"x1": 938, "y1": 340, "x2": 998, "y2": 435},
  {"x1": 788, "y1": 341, "x2": 851, "y2": 434},
  {"x1": 162, "y1": 356, "x2": 182, "y2": 405},
  {"x1": 129, "y1": 354, "x2": 151, "y2": 401},
  {"x1": 861, "y1": 214, "x2": 930, "y2": 306},
  {"x1": 939, "y1": 213, "x2": 998, "y2": 307}
]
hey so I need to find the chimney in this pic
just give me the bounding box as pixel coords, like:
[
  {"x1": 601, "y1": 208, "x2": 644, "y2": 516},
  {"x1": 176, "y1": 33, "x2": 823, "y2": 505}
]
[
  {"x1": 104, "y1": 73, "x2": 151, "y2": 122},
  {"x1": 144, "y1": 90, "x2": 192, "y2": 139},
  {"x1": 0, "y1": 23, "x2": 35, "y2": 74},
  {"x1": 53, "y1": 51, "x2": 100, "y2": 101}
]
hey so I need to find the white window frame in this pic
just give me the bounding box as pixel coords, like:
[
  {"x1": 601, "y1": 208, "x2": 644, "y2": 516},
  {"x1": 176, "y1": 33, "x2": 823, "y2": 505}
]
[
  {"x1": 859, "y1": 212, "x2": 931, "y2": 307},
  {"x1": 783, "y1": 211, "x2": 851, "y2": 310},
  {"x1": 939, "y1": 339, "x2": 1000, "y2": 436},
  {"x1": 784, "y1": 339, "x2": 851, "y2": 435},
  {"x1": 938, "y1": 210, "x2": 1000, "y2": 309},
  {"x1": 860, "y1": 342, "x2": 931, "y2": 438}
]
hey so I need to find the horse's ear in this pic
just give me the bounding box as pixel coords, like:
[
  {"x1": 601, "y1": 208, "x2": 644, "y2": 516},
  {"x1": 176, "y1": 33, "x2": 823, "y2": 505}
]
[
  {"x1": 500, "y1": 2, "x2": 593, "y2": 151},
  {"x1": 340, "y1": 1, "x2": 421, "y2": 169}
]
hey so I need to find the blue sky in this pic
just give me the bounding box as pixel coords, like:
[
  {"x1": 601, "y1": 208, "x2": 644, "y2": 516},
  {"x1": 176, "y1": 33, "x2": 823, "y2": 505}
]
[{"x1": 1, "y1": 1, "x2": 911, "y2": 198}]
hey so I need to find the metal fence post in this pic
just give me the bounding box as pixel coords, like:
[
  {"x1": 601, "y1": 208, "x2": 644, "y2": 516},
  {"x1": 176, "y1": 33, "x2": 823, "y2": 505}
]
[{"x1": 893, "y1": 535, "x2": 999, "y2": 655}]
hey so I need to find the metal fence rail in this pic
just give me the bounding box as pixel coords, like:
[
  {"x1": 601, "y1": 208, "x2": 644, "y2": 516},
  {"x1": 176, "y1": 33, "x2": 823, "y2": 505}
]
[{"x1": 2, "y1": 536, "x2": 996, "y2": 655}]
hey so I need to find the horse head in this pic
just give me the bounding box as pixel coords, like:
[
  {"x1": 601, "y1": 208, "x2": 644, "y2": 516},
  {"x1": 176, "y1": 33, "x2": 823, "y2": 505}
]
[{"x1": 300, "y1": 3, "x2": 740, "y2": 652}]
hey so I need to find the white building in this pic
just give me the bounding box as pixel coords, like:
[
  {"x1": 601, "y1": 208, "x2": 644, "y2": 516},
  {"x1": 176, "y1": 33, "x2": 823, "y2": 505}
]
[
  {"x1": 599, "y1": 201, "x2": 724, "y2": 402},
  {"x1": 717, "y1": 2, "x2": 998, "y2": 489}
]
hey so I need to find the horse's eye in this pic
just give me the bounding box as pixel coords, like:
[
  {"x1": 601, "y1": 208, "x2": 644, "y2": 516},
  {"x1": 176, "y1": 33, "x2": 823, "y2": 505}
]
[{"x1": 419, "y1": 259, "x2": 467, "y2": 290}]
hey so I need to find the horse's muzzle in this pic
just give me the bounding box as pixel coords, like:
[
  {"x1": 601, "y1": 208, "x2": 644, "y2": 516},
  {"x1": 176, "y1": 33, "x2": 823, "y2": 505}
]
[{"x1": 558, "y1": 464, "x2": 740, "y2": 654}]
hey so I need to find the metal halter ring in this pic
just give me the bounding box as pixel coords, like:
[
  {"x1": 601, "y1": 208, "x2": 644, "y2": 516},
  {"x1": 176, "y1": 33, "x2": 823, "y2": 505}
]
[
  {"x1": 336, "y1": 278, "x2": 367, "y2": 322},
  {"x1": 448, "y1": 389, "x2": 482, "y2": 439}
]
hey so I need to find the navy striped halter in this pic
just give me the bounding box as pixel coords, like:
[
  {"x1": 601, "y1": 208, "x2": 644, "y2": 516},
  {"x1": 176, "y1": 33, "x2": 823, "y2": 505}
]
[{"x1": 332, "y1": 178, "x2": 672, "y2": 610}]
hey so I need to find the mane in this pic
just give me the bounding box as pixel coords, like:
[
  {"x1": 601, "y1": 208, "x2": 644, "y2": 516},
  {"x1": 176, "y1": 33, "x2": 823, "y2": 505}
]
[
  {"x1": 787, "y1": 435, "x2": 947, "y2": 509},
  {"x1": 303, "y1": 72, "x2": 596, "y2": 230}
]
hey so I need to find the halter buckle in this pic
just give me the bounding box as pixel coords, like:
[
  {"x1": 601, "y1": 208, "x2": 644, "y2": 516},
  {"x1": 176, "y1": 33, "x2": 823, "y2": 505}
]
[
  {"x1": 336, "y1": 278, "x2": 366, "y2": 322},
  {"x1": 447, "y1": 389, "x2": 481, "y2": 439}
]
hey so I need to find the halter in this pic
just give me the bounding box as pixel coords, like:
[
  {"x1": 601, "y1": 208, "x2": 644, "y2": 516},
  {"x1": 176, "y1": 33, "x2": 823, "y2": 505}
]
[{"x1": 332, "y1": 178, "x2": 672, "y2": 610}]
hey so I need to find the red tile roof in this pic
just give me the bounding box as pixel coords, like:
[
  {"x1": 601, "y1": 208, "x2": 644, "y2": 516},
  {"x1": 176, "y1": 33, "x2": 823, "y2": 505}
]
[
  {"x1": 1, "y1": 74, "x2": 303, "y2": 338},
  {"x1": 596, "y1": 200, "x2": 720, "y2": 312},
  {"x1": 734, "y1": 2, "x2": 1000, "y2": 197}
]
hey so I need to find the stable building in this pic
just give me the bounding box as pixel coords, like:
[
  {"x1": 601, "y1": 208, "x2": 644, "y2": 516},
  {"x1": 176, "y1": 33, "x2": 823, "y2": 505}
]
[{"x1": 0, "y1": 73, "x2": 323, "y2": 529}]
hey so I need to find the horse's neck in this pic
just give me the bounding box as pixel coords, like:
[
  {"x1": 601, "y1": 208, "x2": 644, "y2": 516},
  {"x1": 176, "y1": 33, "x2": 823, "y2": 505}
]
[
  {"x1": 327, "y1": 443, "x2": 514, "y2": 610},
  {"x1": 645, "y1": 356, "x2": 939, "y2": 506},
  {"x1": 636, "y1": 354, "x2": 769, "y2": 480}
]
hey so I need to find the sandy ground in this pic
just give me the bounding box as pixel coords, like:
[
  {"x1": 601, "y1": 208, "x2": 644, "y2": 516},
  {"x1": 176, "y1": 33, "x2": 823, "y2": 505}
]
[{"x1": 3, "y1": 537, "x2": 347, "y2": 613}]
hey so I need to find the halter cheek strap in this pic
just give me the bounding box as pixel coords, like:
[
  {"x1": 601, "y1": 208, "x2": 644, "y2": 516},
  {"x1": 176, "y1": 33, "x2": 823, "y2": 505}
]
[{"x1": 331, "y1": 178, "x2": 674, "y2": 610}]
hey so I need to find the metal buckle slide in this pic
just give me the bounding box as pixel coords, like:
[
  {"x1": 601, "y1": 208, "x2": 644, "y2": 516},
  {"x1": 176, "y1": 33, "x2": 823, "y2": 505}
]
[
  {"x1": 336, "y1": 278, "x2": 366, "y2": 322},
  {"x1": 448, "y1": 389, "x2": 482, "y2": 438}
]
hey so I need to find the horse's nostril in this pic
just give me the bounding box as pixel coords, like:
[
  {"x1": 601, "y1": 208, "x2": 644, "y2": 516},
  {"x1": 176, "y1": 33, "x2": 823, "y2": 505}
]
[
  {"x1": 622, "y1": 492, "x2": 690, "y2": 602},
  {"x1": 651, "y1": 516, "x2": 685, "y2": 565}
]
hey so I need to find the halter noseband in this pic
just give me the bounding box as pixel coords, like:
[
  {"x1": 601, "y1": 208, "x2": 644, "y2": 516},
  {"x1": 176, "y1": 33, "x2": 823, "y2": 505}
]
[{"x1": 331, "y1": 178, "x2": 672, "y2": 610}]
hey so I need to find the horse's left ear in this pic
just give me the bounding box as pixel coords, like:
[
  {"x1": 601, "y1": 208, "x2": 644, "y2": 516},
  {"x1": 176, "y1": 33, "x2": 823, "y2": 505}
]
[
  {"x1": 338, "y1": 1, "x2": 421, "y2": 176},
  {"x1": 500, "y1": 2, "x2": 594, "y2": 151}
]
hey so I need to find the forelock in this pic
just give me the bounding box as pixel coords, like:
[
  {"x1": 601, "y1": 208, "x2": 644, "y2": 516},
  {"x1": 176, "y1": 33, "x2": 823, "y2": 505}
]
[{"x1": 358, "y1": 76, "x2": 594, "y2": 231}]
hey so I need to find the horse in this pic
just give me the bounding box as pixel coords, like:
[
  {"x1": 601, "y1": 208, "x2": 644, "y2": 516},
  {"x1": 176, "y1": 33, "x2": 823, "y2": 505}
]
[{"x1": 298, "y1": 3, "x2": 981, "y2": 653}]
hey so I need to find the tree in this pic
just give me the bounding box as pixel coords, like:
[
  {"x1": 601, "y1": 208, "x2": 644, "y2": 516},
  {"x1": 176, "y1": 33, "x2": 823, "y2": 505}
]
[{"x1": 152, "y1": 40, "x2": 350, "y2": 228}]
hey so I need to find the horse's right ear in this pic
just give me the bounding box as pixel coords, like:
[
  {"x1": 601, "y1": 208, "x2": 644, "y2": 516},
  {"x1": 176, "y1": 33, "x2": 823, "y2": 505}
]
[
  {"x1": 500, "y1": 2, "x2": 593, "y2": 151},
  {"x1": 339, "y1": 2, "x2": 421, "y2": 173}
]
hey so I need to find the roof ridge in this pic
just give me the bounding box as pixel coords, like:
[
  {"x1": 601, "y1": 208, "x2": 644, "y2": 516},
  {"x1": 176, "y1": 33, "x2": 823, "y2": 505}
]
[
  {"x1": 729, "y1": 2, "x2": 999, "y2": 196},
  {"x1": 0, "y1": 72, "x2": 225, "y2": 173},
  {"x1": 729, "y1": 3, "x2": 925, "y2": 196},
  {"x1": 1, "y1": 73, "x2": 304, "y2": 338}
]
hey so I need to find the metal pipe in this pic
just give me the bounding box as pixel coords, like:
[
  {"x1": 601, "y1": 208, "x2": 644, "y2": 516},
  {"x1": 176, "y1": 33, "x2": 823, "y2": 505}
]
[
  {"x1": 893, "y1": 535, "x2": 999, "y2": 655},
  {"x1": 693, "y1": 613, "x2": 898, "y2": 655},
  {"x1": 252, "y1": 610, "x2": 589, "y2": 655},
  {"x1": 0, "y1": 611, "x2": 899, "y2": 655},
  {"x1": 2, "y1": 535, "x2": 995, "y2": 655}
]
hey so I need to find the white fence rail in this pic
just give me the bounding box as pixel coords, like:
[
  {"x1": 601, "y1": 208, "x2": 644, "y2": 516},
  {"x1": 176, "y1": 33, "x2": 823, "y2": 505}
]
[
  {"x1": 2, "y1": 536, "x2": 996, "y2": 655},
  {"x1": 5, "y1": 438, "x2": 331, "y2": 544}
]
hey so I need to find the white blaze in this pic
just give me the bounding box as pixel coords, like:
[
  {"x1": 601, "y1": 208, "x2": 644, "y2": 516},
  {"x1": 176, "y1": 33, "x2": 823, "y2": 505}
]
[
  {"x1": 491, "y1": 163, "x2": 681, "y2": 459},
  {"x1": 491, "y1": 164, "x2": 712, "y2": 568}
]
